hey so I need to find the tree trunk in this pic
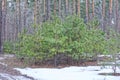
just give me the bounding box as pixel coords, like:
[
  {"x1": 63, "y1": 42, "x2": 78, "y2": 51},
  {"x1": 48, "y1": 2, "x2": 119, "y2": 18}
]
[
  {"x1": 0, "y1": 0, "x2": 3, "y2": 53},
  {"x1": 65, "y1": 0, "x2": 69, "y2": 16},
  {"x1": 43, "y1": 0, "x2": 46, "y2": 21},
  {"x1": 109, "y1": 0, "x2": 113, "y2": 25},
  {"x1": 72, "y1": 0, "x2": 76, "y2": 15},
  {"x1": 34, "y1": 0, "x2": 40, "y2": 24},
  {"x1": 58, "y1": 0, "x2": 61, "y2": 17},
  {"x1": 16, "y1": 0, "x2": 21, "y2": 40},
  {"x1": 54, "y1": 0, "x2": 56, "y2": 15},
  {"x1": 102, "y1": 0, "x2": 106, "y2": 32},
  {"x1": 85, "y1": 0, "x2": 89, "y2": 23},
  {"x1": 77, "y1": 0, "x2": 80, "y2": 17},
  {"x1": 115, "y1": 0, "x2": 119, "y2": 32},
  {"x1": 2, "y1": 0, "x2": 6, "y2": 41},
  {"x1": 44, "y1": 0, "x2": 46, "y2": 15},
  {"x1": 38, "y1": 0, "x2": 42, "y2": 24},
  {"x1": 46, "y1": 0, "x2": 51, "y2": 20},
  {"x1": 24, "y1": 0, "x2": 28, "y2": 27},
  {"x1": 92, "y1": 0, "x2": 94, "y2": 17},
  {"x1": 34, "y1": 0, "x2": 37, "y2": 24}
]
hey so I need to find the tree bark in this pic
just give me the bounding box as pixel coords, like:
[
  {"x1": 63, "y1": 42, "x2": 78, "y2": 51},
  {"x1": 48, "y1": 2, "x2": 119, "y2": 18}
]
[
  {"x1": 46, "y1": 0, "x2": 51, "y2": 20},
  {"x1": 54, "y1": 0, "x2": 56, "y2": 15},
  {"x1": 102, "y1": 0, "x2": 106, "y2": 32},
  {"x1": 34, "y1": 0, "x2": 37, "y2": 24},
  {"x1": 115, "y1": 0, "x2": 119, "y2": 32},
  {"x1": 24, "y1": 0, "x2": 28, "y2": 27},
  {"x1": 0, "y1": 0, "x2": 3, "y2": 53},
  {"x1": 2, "y1": 0, "x2": 6, "y2": 41},
  {"x1": 65, "y1": 0, "x2": 69, "y2": 16},
  {"x1": 92, "y1": 0, "x2": 95, "y2": 17},
  {"x1": 38, "y1": 0, "x2": 42, "y2": 24},
  {"x1": 85, "y1": 0, "x2": 89, "y2": 23},
  {"x1": 16, "y1": 0, "x2": 21, "y2": 39},
  {"x1": 43, "y1": 0, "x2": 46, "y2": 21},
  {"x1": 72, "y1": 0, "x2": 76, "y2": 15},
  {"x1": 34, "y1": 0, "x2": 41, "y2": 24},
  {"x1": 58, "y1": 0, "x2": 61, "y2": 17},
  {"x1": 77, "y1": 0, "x2": 80, "y2": 17},
  {"x1": 109, "y1": 0, "x2": 113, "y2": 25},
  {"x1": 44, "y1": 0, "x2": 46, "y2": 15}
]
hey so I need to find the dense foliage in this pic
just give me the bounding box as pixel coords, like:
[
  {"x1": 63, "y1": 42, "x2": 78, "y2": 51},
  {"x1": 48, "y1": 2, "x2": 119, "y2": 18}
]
[{"x1": 3, "y1": 15, "x2": 120, "y2": 65}]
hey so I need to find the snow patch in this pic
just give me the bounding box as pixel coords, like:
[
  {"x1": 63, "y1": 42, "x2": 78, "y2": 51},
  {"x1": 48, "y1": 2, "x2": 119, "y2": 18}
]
[
  {"x1": 15, "y1": 66, "x2": 120, "y2": 80},
  {"x1": 0, "y1": 62, "x2": 7, "y2": 67},
  {"x1": 0, "y1": 73, "x2": 32, "y2": 80}
]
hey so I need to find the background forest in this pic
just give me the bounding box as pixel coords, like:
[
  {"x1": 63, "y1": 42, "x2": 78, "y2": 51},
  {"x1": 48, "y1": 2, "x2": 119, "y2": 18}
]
[{"x1": 0, "y1": 0, "x2": 120, "y2": 66}]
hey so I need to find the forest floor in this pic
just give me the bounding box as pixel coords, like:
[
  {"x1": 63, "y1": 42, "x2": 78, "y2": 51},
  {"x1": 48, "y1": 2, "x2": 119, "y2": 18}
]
[
  {"x1": 0, "y1": 54, "x2": 34, "y2": 80},
  {"x1": 0, "y1": 54, "x2": 97, "y2": 80},
  {"x1": 0, "y1": 54, "x2": 120, "y2": 80},
  {"x1": 0, "y1": 54, "x2": 98, "y2": 68}
]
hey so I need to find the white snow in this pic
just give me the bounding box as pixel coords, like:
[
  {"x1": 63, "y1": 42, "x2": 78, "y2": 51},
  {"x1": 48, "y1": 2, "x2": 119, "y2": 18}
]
[
  {"x1": 15, "y1": 66, "x2": 120, "y2": 80},
  {"x1": 0, "y1": 73, "x2": 32, "y2": 80},
  {"x1": 0, "y1": 62, "x2": 7, "y2": 67}
]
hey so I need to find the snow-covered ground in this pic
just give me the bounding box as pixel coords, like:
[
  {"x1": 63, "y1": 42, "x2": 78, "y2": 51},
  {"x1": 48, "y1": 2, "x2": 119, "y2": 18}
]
[
  {"x1": 15, "y1": 66, "x2": 120, "y2": 80},
  {"x1": 0, "y1": 73, "x2": 32, "y2": 80}
]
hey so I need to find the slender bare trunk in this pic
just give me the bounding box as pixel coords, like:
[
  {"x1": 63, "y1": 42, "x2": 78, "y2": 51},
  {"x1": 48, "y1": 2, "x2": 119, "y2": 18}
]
[
  {"x1": 0, "y1": 0, "x2": 3, "y2": 53},
  {"x1": 44, "y1": 0, "x2": 46, "y2": 15},
  {"x1": 65, "y1": 0, "x2": 69, "y2": 16},
  {"x1": 109, "y1": 0, "x2": 113, "y2": 25},
  {"x1": 115, "y1": 0, "x2": 119, "y2": 32},
  {"x1": 54, "y1": 0, "x2": 56, "y2": 15},
  {"x1": 77, "y1": 0, "x2": 80, "y2": 17},
  {"x1": 15, "y1": 0, "x2": 21, "y2": 52},
  {"x1": 34, "y1": 0, "x2": 37, "y2": 24},
  {"x1": 43, "y1": 0, "x2": 46, "y2": 21},
  {"x1": 16, "y1": 0, "x2": 21, "y2": 39},
  {"x1": 72, "y1": 0, "x2": 76, "y2": 15},
  {"x1": 2, "y1": 0, "x2": 6, "y2": 41},
  {"x1": 102, "y1": 0, "x2": 106, "y2": 31},
  {"x1": 16, "y1": 0, "x2": 22, "y2": 34},
  {"x1": 58, "y1": 0, "x2": 61, "y2": 17},
  {"x1": 85, "y1": 0, "x2": 89, "y2": 23},
  {"x1": 46, "y1": 0, "x2": 51, "y2": 20},
  {"x1": 38, "y1": 0, "x2": 42, "y2": 24},
  {"x1": 24, "y1": 0, "x2": 28, "y2": 27},
  {"x1": 92, "y1": 0, "x2": 94, "y2": 17},
  {"x1": 18, "y1": 0, "x2": 21, "y2": 33}
]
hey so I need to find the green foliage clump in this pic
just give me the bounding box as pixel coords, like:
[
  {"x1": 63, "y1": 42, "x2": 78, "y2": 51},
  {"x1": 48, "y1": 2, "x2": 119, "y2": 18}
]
[
  {"x1": 14, "y1": 15, "x2": 107, "y2": 64},
  {"x1": 3, "y1": 41, "x2": 15, "y2": 54}
]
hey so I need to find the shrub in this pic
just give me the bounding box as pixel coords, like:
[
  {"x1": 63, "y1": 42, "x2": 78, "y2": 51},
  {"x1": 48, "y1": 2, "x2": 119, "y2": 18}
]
[
  {"x1": 15, "y1": 15, "x2": 107, "y2": 64},
  {"x1": 3, "y1": 41, "x2": 15, "y2": 54}
]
